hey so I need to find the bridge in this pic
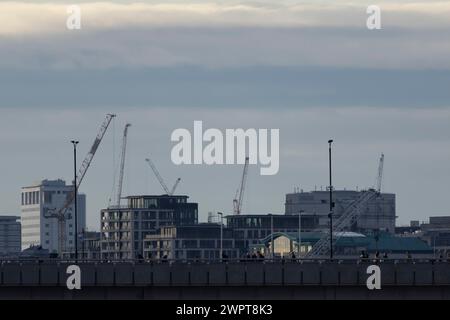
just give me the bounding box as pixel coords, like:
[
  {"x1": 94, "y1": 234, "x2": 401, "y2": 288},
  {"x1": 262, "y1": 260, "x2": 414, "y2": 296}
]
[{"x1": 1, "y1": 259, "x2": 449, "y2": 299}]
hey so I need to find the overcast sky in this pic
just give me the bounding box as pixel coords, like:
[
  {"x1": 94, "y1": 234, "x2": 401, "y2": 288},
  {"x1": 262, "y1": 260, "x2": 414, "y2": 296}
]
[{"x1": 1, "y1": 1, "x2": 449, "y2": 229}]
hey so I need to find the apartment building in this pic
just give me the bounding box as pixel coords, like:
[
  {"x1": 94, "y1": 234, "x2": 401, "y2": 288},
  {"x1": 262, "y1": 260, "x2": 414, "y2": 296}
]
[{"x1": 101, "y1": 195, "x2": 198, "y2": 260}]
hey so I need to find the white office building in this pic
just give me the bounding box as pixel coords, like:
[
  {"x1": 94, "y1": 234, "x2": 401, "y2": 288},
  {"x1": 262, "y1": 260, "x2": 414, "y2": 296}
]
[{"x1": 20, "y1": 179, "x2": 86, "y2": 254}]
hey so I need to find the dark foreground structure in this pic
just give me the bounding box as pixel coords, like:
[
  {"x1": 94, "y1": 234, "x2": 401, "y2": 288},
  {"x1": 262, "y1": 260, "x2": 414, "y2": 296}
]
[{"x1": 1, "y1": 260, "x2": 450, "y2": 300}]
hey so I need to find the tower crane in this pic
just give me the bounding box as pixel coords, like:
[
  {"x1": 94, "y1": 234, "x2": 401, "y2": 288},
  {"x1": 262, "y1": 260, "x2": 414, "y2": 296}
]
[
  {"x1": 116, "y1": 123, "x2": 131, "y2": 206},
  {"x1": 233, "y1": 156, "x2": 249, "y2": 215},
  {"x1": 170, "y1": 178, "x2": 181, "y2": 195},
  {"x1": 375, "y1": 153, "x2": 384, "y2": 193},
  {"x1": 44, "y1": 113, "x2": 116, "y2": 255},
  {"x1": 145, "y1": 157, "x2": 181, "y2": 195}
]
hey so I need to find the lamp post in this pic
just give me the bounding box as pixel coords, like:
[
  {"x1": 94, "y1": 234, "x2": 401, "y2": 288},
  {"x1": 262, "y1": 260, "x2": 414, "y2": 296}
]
[
  {"x1": 298, "y1": 210, "x2": 304, "y2": 260},
  {"x1": 328, "y1": 139, "x2": 334, "y2": 260},
  {"x1": 218, "y1": 212, "x2": 223, "y2": 262},
  {"x1": 270, "y1": 214, "x2": 274, "y2": 259},
  {"x1": 71, "y1": 140, "x2": 79, "y2": 261}
]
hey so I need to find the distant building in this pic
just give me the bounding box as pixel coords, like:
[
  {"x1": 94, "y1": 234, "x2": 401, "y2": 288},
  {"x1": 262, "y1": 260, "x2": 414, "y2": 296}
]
[
  {"x1": 225, "y1": 214, "x2": 319, "y2": 255},
  {"x1": 20, "y1": 245, "x2": 50, "y2": 259},
  {"x1": 0, "y1": 216, "x2": 21, "y2": 256},
  {"x1": 143, "y1": 224, "x2": 239, "y2": 261},
  {"x1": 395, "y1": 220, "x2": 422, "y2": 235},
  {"x1": 20, "y1": 179, "x2": 86, "y2": 254},
  {"x1": 80, "y1": 231, "x2": 101, "y2": 260},
  {"x1": 259, "y1": 231, "x2": 432, "y2": 259},
  {"x1": 101, "y1": 195, "x2": 198, "y2": 260},
  {"x1": 419, "y1": 216, "x2": 450, "y2": 258},
  {"x1": 285, "y1": 190, "x2": 396, "y2": 234}
]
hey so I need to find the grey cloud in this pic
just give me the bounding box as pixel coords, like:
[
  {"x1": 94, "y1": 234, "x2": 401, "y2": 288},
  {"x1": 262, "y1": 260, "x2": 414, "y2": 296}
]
[
  {"x1": 2, "y1": 27, "x2": 450, "y2": 70},
  {"x1": 1, "y1": 65, "x2": 450, "y2": 109}
]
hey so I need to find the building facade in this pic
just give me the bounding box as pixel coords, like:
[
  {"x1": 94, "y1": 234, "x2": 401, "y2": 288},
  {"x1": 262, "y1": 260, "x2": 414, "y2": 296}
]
[
  {"x1": 417, "y1": 216, "x2": 450, "y2": 258},
  {"x1": 0, "y1": 216, "x2": 21, "y2": 256},
  {"x1": 225, "y1": 214, "x2": 319, "y2": 255},
  {"x1": 285, "y1": 190, "x2": 396, "y2": 234},
  {"x1": 101, "y1": 195, "x2": 198, "y2": 260},
  {"x1": 259, "y1": 231, "x2": 432, "y2": 259},
  {"x1": 20, "y1": 179, "x2": 86, "y2": 254},
  {"x1": 80, "y1": 231, "x2": 101, "y2": 260},
  {"x1": 143, "y1": 224, "x2": 239, "y2": 261}
]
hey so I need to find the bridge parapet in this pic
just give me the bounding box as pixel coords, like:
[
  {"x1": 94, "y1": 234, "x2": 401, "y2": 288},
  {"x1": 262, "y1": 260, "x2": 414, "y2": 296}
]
[{"x1": 1, "y1": 260, "x2": 449, "y2": 287}]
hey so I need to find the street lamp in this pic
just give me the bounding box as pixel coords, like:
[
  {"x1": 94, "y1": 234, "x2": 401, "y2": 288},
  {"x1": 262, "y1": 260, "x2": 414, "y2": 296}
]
[
  {"x1": 269, "y1": 214, "x2": 274, "y2": 259},
  {"x1": 298, "y1": 210, "x2": 304, "y2": 260},
  {"x1": 328, "y1": 139, "x2": 334, "y2": 260},
  {"x1": 71, "y1": 140, "x2": 79, "y2": 261},
  {"x1": 218, "y1": 212, "x2": 223, "y2": 262}
]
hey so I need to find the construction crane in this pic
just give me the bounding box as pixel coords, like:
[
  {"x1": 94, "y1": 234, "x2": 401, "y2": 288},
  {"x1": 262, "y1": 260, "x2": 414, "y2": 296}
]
[
  {"x1": 375, "y1": 153, "x2": 384, "y2": 193},
  {"x1": 145, "y1": 157, "x2": 181, "y2": 195},
  {"x1": 170, "y1": 178, "x2": 181, "y2": 195},
  {"x1": 44, "y1": 113, "x2": 116, "y2": 255},
  {"x1": 305, "y1": 189, "x2": 378, "y2": 258},
  {"x1": 233, "y1": 156, "x2": 249, "y2": 215},
  {"x1": 115, "y1": 123, "x2": 131, "y2": 206}
]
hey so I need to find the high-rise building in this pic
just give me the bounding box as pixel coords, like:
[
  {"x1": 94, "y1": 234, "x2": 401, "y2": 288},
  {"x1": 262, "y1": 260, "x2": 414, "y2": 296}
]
[
  {"x1": 285, "y1": 190, "x2": 396, "y2": 234},
  {"x1": 0, "y1": 216, "x2": 21, "y2": 256},
  {"x1": 101, "y1": 195, "x2": 198, "y2": 260},
  {"x1": 20, "y1": 179, "x2": 86, "y2": 254}
]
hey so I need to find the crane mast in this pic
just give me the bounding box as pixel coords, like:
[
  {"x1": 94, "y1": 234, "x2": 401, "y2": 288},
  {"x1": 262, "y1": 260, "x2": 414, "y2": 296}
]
[
  {"x1": 233, "y1": 157, "x2": 249, "y2": 215},
  {"x1": 45, "y1": 113, "x2": 116, "y2": 255},
  {"x1": 116, "y1": 123, "x2": 131, "y2": 206}
]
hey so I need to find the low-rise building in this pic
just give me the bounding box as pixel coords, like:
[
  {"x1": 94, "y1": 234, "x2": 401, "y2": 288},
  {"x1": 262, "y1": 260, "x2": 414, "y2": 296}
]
[
  {"x1": 225, "y1": 214, "x2": 319, "y2": 255},
  {"x1": 143, "y1": 223, "x2": 239, "y2": 261},
  {"x1": 419, "y1": 216, "x2": 450, "y2": 258},
  {"x1": 259, "y1": 232, "x2": 432, "y2": 259}
]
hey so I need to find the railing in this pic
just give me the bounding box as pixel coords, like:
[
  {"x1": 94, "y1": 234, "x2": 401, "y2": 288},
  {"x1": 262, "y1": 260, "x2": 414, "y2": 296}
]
[{"x1": 0, "y1": 257, "x2": 448, "y2": 265}]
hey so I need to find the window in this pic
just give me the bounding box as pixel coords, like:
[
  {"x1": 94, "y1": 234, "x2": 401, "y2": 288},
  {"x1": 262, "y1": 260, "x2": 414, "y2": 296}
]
[
  {"x1": 200, "y1": 240, "x2": 215, "y2": 248},
  {"x1": 44, "y1": 191, "x2": 52, "y2": 204}
]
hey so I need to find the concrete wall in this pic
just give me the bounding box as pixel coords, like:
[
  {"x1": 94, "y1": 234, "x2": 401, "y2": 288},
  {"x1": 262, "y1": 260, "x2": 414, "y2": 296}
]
[{"x1": 0, "y1": 261, "x2": 449, "y2": 299}]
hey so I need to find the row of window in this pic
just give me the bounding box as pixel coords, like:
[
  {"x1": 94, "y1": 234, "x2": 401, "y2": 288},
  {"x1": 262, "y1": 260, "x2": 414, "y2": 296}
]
[
  {"x1": 21, "y1": 190, "x2": 69, "y2": 206},
  {"x1": 21, "y1": 191, "x2": 40, "y2": 205}
]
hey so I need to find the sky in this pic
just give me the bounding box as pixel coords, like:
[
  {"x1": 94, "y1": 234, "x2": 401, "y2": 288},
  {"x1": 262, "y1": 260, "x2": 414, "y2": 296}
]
[{"x1": 0, "y1": 1, "x2": 449, "y2": 230}]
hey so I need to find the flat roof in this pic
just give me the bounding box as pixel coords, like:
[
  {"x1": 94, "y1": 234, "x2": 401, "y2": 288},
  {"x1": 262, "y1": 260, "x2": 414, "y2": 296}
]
[
  {"x1": 0, "y1": 215, "x2": 20, "y2": 220},
  {"x1": 125, "y1": 194, "x2": 189, "y2": 199}
]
